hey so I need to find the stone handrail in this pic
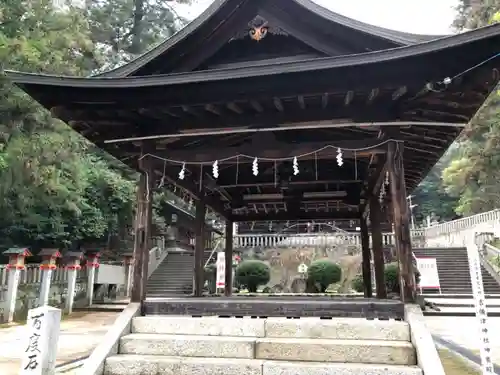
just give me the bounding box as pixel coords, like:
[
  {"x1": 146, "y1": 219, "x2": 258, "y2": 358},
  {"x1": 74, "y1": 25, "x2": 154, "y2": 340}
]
[
  {"x1": 425, "y1": 209, "x2": 500, "y2": 237},
  {"x1": 147, "y1": 245, "x2": 168, "y2": 278},
  {"x1": 234, "y1": 231, "x2": 425, "y2": 249},
  {"x1": 484, "y1": 243, "x2": 500, "y2": 257},
  {"x1": 204, "y1": 237, "x2": 223, "y2": 268}
]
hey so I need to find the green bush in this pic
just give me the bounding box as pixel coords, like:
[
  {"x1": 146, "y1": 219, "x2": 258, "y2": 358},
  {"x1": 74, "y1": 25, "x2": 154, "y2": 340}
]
[
  {"x1": 384, "y1": 263, "x2": 422, "y2": 294},
  {"x1": 307, "y1": 259, "x2": 342, "y2": 293},
  {"x1": 384, "y1": 263, "x2": 400, "y2": 294},
  {"x1": 235, "y1": 260, "x2": 270, "y2": 293},
  {"x1": 261, "y1": 286, "x2": 271, "y2": 294},
  {"x1": 351, "y1": 274, "x2": 364, "y2": 293}
]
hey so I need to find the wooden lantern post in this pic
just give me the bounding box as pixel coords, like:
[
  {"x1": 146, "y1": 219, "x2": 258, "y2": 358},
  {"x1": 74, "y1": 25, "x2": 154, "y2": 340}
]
[
  {"x1": 38, "y1": 248, "x2": 62, "y2": 307},
  {"x1": 85, "y1": 250, "x2": 101, "y2": 306},
  {"x1": 64, "y1": 251, "x2": 84, "y2": 314},
  {"x1": 2, "y1": 247, "x2": 32, "y2": 323}
]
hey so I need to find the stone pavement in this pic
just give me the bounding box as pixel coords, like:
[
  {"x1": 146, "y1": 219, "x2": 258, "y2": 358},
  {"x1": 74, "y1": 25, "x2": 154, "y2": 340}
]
[
  {"x1": 0, "y1": 311, "x2": 119, "y2": 375},
  {"x1": 425, "y1": 316, "x2": 500, "y2": 364}
]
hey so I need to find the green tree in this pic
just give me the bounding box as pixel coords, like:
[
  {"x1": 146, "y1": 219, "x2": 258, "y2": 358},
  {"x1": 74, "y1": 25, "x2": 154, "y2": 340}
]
[
  {"x1": 440, "y1": 3, "x2": 500, "y2": 215},
  {"x1": 412, "y1": 147, "x2": 460, "y2": 222},
  {"x1": 85, "y1": 0, "x2": 190, "y2": 71}
]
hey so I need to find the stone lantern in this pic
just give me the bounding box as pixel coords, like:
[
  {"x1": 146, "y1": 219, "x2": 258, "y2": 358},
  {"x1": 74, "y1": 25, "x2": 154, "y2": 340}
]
[{"x1": 2, "y1": 247, "x2": 31, "y2": 322}]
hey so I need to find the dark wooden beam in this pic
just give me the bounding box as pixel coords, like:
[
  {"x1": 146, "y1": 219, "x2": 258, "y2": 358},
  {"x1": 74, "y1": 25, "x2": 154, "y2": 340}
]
[
  {"x1": 159, "y1": 167, "x2": 229, "y2": 219},
  {"x1": 370, "y1": 197, "x2": 387, "y2": 299},
  {"x1": 193, "y1": 193, "x2": 206, "y2": 297},
  {"x1": 131, "y1": 152, "x2": 154, "y2": 304},
  {"x1": 387, "y1": 141, "x2": 416, "y2": 303},
  {"x1": 158, "y1": 139, "x2": 387, "y2": 163},
  {"x1": 361, "y1": 154, "x2": 388, "y2": 218},
  {"x1": 224, "y1": 220, "x2": 233, "y2": 297},
  {"x1": 359, "y1": 214, "x2": 372, "y2": 298},
  {"x1": 231, "y1": 210, "x2": 359, "y2": 221},
  {"x1": 238, "y1": 197, "x2": 362, "y2": 206}
]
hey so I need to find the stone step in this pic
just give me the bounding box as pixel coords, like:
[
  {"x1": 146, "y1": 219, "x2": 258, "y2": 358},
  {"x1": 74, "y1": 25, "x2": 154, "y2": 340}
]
[
  {"x1": 119, "y1": 334, "x2": 415, "y2": 365},
  {"x1": 120, "y1": 333, "x2": 255, "y2": 359},
  {"x1": 105, "y1": 355, "x2": 422, "y2": 375},
  {"x1": 255, "y1": 337, "x2": 415, "y2": 365},
  {"x1": 131, "y1": 316, "x2": 410, "y2": 341}
]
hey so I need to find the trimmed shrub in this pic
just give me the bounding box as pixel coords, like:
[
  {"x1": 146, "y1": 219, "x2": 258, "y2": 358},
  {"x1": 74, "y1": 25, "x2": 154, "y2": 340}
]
[
  {"x1": 261, "y1": 286, "x2": 271, "y2": 294},
  {"x1": 235, "y1": 260, "x2": 271, "y2": 293},
  {"x1": 384, "y1": 263, "x2": 422, "y2": 294},
  {"x1": 351, "y1": 274, "x2": 364, "y2": 293},
  {"x1": 384, "y1": 263, "x2": 400, "y2": 294},
  {"x1": 307, "y1": 259, "x2": 342, "y2": 293}
]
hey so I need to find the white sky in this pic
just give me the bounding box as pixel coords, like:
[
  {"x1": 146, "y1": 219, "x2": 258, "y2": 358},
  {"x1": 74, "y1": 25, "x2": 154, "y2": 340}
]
[{"x1": 175, "y1": 0, "x2": 460, "y2": 35}]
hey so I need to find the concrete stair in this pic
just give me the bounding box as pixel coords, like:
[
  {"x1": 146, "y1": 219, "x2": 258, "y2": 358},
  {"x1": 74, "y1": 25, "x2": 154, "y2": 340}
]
[
  {"x1": 104, "y1": 316, "x2": 422, "y2": 375},
  {"x1": 147, "y1": 251, "x2": 213, "y2": 297},
  {"x1": 413, "y1": 247, "x2": 500, "y2": 295}
]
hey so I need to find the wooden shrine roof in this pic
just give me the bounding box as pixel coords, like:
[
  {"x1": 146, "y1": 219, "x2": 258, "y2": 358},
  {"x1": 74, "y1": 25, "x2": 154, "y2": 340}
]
[
  {"x1": 6, "y1": 20, "x2": 500, "y2": 221},
  {"x1": 96, "y1": 0, "x2": 445, "y2": 78}
]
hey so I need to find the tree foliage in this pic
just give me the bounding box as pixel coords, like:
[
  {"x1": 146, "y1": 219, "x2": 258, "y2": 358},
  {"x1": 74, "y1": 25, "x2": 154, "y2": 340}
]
[
  {"x1": 0, "y1": 0, "x2": 190, "y2": 251},
  {"x1": 438, "y1": 1, "x2": 500, "y2": 216},
  {"x1": 413, "y1": 2, "x2": 500, "y2": 220}
]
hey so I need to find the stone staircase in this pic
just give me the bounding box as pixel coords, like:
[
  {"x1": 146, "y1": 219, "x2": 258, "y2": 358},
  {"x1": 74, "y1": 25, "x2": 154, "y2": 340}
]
[
  {"x1": 147, "y1": 251, "x2": 214, "y2": 297},
  {"x1": 104, "y1": 316, "x2": 421, "y2": 375},
  {"x1": 413, "y1": 247, "x2": 500, "y2": 295}
]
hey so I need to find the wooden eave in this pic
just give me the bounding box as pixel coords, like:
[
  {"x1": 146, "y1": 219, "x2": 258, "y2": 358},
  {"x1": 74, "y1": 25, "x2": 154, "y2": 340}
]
[
  {"x1": 7, "y1": 22, "x2": 500, "y2": 90},
  {"x1": 95, "y1": 0, "x2": 445, "y2": 78},
  {"x1": 6, "y1": 24, "x2": 500, "y2": 221}
]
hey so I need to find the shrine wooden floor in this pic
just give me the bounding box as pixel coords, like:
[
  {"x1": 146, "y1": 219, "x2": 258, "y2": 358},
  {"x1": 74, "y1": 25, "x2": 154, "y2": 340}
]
[{"x1": 143, "y1": 296, "x2": 404, "y2": 320}]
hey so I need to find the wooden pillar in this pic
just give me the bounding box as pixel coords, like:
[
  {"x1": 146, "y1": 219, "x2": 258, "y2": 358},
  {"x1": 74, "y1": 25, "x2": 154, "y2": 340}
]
[
  {"x1": 370, "y1": 197, "x2": 387, "y2": 299},
  {"x1": 224, "y1": 220, "x2": 234, "y2": 297},
  {"x1": 359, "y1": 215, "x2": 372, "y2": 298},
  {"x1": 387, "y1": 141, "x2": 416, "y2": 303},
  {"x1": 193, "y1": 194, "x2": 206, "y2": 297},
  {"x1": 131, "y1": 155, "x2": 154, "y2": 303}
]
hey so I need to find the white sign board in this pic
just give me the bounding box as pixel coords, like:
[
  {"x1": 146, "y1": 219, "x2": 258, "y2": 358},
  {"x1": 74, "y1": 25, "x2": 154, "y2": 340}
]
[
  {"x1": 467, "y1": 239, "x2": 495, "y2": 375},
  {"x1": 297, "y1": 263, "x2": 308, "y2": 274},
  {"x1": 415, "y1": 258, "x2": 441, "y2": 291},
  {"x1": 21, "y1": 306, "x2": 61, "y2": 375},
  {"x1": 95, "y1": 264, "x2": 125, "y2": 285},
  {"x1": 216, "y1": 252, "x2": 225, "y2": 288}
]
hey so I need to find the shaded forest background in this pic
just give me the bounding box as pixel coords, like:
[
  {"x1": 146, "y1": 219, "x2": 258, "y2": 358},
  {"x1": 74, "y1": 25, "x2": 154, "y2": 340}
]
[
  {"x1": 0, "y1": 0, "x2": 498, "y2": 254},
  {"x1": 0, "y1": 0, "x2": 193, "y2": 254}
]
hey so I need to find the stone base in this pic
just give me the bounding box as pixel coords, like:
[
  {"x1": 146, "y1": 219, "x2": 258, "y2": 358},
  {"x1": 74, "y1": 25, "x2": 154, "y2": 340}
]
[
  {"x1": 104, "y1": 356, "x2": 422, "y2": 375},
  {"x1": 144, "y1": 297, "x2": 404, "y2": 319},
  {"x1": 131, "y1": 316, "x2": 410, "y2": 341},
  {"x1": 119, "y1": 333, "x2": 415, "y2": 365}
]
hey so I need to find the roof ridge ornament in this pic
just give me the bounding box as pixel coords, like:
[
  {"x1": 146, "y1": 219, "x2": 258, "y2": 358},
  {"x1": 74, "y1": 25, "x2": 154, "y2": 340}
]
[{"x1": 230, "y1": 15, "x2": 288, "y2": 42}]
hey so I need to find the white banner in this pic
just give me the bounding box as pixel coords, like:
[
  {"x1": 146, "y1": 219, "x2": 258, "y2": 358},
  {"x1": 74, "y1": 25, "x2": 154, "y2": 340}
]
[
  {"x1": 415, "y1": 257, "x2": 441, "y2": 290},
  {"x1": 467, "y1": 238, "x2": 495, "y2": 375},
  {"x1": 216, "y1": 252, "x2": 225, "y2": 288}
]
